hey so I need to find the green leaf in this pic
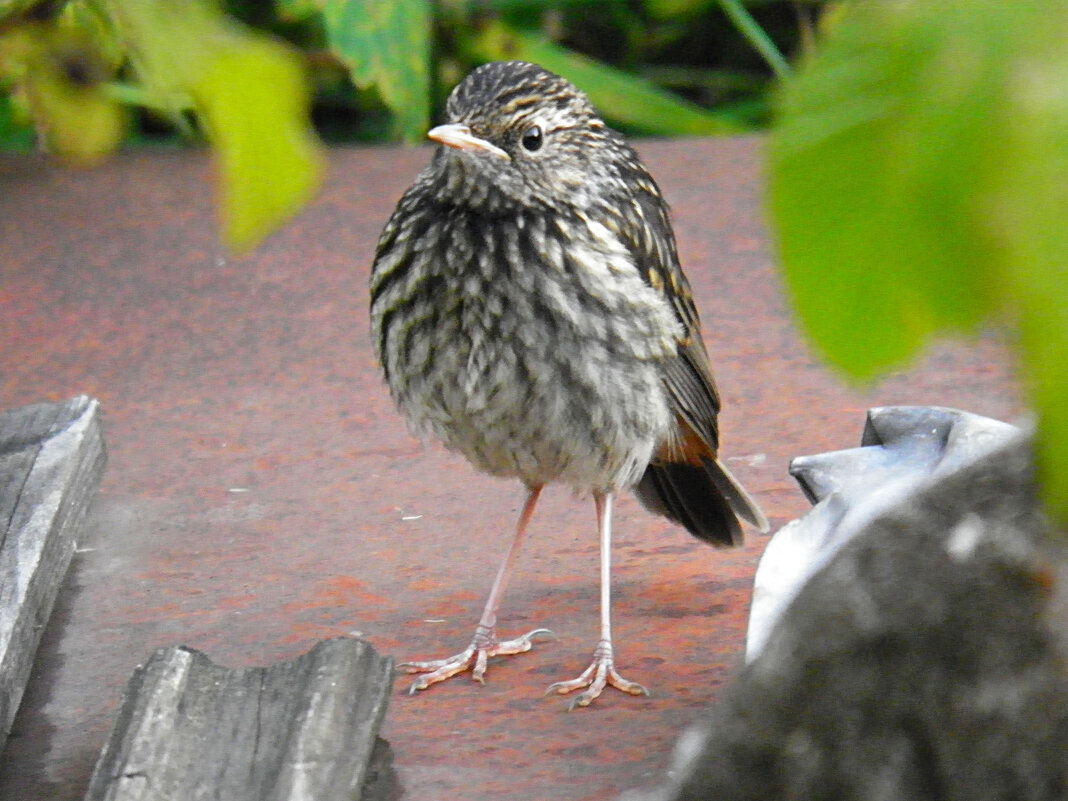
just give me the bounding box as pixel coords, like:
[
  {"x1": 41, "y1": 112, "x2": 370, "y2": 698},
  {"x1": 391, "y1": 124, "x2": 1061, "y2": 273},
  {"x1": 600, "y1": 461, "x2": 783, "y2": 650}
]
[
  {"x1": 767, "y1": 2, "x2": 1030, "y2": 379},
  {"x1": 23, "y1": 56, "x2": 126, "y2": 163},
  {"x1": 0, "y1": 90, "x2": 35, "y2": 151},
  {"x1": 59, "y1": 0, "x2": 124, "y2": 71},
  {"x1": 768, "y1": 0, "x2": 1068, "y2": 529},
  {"x1": 106, "y1": 0, "x2": 324, "y2": 250},
  {"x1": 320, "y1": 0, "x2": 430, "y2": 142},
  {"x1": 984, "y1": 4, "x2": 1068, "y2": 527},
  {"x1": 0, "y1": 16, "x2": 125, "y2": 164},
  {"x1": 193, "y1": 36, "x2": 324, "y2": 252},
  {"x1": 469, "y1": 20, "x2": 747, "y2": 136}
]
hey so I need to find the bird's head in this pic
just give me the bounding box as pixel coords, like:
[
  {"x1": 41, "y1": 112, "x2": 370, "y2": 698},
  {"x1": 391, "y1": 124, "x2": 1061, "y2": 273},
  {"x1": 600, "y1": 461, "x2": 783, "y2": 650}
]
[{"x1": 426, "y1": 61, "x2": 619, "y2": 211}]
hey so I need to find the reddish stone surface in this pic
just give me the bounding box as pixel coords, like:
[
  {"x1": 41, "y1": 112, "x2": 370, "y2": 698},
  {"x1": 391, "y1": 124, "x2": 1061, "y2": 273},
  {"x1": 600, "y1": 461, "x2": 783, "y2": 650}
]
[{"x1": 0, "y1": 137, "x2": 1020, "y2": 800}]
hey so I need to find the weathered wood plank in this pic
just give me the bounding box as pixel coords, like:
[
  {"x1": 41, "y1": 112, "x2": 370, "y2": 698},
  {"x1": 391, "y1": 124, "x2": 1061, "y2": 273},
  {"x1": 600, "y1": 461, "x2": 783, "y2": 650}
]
[
  {"x1": 85, "y1": 637, "x2": 396, "y2": 801},
  {"x1": 0, "y1": 395, "x2": 106, "y2": 747}
]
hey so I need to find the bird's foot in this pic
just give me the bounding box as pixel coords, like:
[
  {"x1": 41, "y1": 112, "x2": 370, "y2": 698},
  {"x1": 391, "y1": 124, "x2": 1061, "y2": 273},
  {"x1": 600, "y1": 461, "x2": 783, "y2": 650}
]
[
  {"x1": 400, "y1": 626, "x2": 554, "y2": 693},
  {"x1": 546, "y1": 639, "x2": 649, "y2": 709}
]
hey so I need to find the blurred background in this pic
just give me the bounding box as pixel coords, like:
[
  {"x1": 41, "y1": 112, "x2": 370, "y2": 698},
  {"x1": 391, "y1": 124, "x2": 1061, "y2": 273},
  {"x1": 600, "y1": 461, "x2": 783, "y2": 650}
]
[{"x1": 0, "y1": 0, "x2": 830, "y2": 154}]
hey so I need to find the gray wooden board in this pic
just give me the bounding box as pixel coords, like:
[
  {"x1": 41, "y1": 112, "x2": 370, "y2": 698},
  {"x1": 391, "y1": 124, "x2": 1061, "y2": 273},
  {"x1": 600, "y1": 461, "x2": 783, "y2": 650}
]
[
  {"x1": 0, "y1": 395, "x2": 106, "y2": 747},
  {"x1": 85, "y1": 637, "x2": 396, "y2": 801}
]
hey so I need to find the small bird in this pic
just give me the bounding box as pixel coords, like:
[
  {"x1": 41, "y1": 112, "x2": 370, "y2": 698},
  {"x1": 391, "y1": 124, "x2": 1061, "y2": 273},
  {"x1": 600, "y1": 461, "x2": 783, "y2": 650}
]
[{"x1": 370, "y1": 61, "x2": 768, "y2": 708}]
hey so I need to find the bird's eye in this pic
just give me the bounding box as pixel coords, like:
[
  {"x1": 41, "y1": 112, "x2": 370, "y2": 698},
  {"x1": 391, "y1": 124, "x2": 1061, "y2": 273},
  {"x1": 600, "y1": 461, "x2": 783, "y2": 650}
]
[{"x1": 520, "y1": 125, "x2": 543, "y2": 152}]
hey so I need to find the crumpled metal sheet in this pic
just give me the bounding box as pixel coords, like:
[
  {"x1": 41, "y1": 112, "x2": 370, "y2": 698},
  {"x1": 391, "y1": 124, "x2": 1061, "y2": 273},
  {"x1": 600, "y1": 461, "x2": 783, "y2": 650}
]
[{"x1": 747, "y1": 405, "x2": 1025, "y2": 660}]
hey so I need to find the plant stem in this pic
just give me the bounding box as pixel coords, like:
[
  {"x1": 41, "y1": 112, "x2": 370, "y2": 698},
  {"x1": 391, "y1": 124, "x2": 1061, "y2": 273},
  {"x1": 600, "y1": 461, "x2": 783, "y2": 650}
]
[{"x1": 716, "y1": 0, "x2": 792, "y2": 79}]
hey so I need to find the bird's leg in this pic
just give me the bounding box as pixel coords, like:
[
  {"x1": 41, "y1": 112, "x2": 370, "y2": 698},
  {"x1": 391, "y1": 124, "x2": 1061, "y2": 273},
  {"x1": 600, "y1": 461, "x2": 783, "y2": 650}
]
[
  {"x1": 546, "y1": 491, "x2": 649, "y2": 709},
  {"x1": 401, "y1": 485, "x2": 554, "y2": 693}
]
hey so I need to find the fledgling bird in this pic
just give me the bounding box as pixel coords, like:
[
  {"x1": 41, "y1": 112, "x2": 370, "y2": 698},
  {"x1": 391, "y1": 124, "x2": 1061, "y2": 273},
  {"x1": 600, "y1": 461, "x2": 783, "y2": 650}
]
[{"x1": 370, "y1": 60, "x2": 768, "y2": 708}]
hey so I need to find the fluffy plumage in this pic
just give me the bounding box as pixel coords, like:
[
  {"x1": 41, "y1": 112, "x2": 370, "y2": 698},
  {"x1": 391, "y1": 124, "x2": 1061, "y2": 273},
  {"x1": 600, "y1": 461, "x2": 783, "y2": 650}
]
[{"x1": 370, "y1": 61, "x2": 767, "y2": 706}]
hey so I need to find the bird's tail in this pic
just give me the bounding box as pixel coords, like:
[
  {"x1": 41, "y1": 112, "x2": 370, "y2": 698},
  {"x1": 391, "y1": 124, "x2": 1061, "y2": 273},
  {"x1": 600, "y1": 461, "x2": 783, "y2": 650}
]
[{"x1": 634, "y1": 457, "x2": 768, "y2": 547}]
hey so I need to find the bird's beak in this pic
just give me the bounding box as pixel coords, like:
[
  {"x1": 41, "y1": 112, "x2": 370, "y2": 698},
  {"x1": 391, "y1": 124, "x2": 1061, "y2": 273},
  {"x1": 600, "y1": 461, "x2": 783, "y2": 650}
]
[{"x1": 427, "y1": 123, "x2": 510, "y2": 160}]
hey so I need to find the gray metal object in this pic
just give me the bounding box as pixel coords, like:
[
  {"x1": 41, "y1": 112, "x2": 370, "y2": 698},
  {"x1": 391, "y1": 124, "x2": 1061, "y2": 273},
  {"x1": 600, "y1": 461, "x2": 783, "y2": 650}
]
[{"x1": 747, "y1": 405, "x2": 1022, "y2": 660}]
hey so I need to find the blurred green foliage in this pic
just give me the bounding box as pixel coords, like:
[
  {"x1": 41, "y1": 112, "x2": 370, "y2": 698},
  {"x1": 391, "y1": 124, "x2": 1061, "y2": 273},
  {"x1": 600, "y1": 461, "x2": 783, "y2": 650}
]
[
  {"x1": 0, "y1": 0, "x2": 325, "y2": 250},
  {"x1": 768, "y1": 0, "x2": 1068, "y2": 532},
  {"x1": 0, "y1": 0, "x2": 822, "y2": 150},
  {"x1": 0, "y1": 0, "x2": 821, "y2": 247}
]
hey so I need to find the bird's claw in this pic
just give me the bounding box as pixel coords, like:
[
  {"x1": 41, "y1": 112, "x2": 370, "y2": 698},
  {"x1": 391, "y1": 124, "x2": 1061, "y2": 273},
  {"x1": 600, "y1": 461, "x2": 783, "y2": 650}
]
[
  {"x1": 546, "y1": 643, "x2": 649, "y2": 709},
  {"x1": 401, "y1": 628, "x2": 555, "y2": 693}
]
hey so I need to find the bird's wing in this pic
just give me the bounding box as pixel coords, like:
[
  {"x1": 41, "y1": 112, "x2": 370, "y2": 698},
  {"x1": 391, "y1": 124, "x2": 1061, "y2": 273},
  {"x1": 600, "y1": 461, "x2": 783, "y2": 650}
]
[{"x1": 605, "y1": 161, "x2": 722, "y2": 454}]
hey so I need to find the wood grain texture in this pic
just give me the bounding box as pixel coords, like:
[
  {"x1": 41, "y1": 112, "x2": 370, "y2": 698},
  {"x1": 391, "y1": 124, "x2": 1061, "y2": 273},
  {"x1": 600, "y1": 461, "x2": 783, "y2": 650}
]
[
  {"x1": 0, "y1": 395, "x2": 106, "y2": 748},
  {"x1": 85, "y1": 637, "x2": 395, "y2": 801}
]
